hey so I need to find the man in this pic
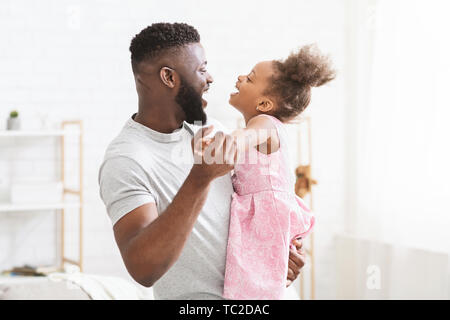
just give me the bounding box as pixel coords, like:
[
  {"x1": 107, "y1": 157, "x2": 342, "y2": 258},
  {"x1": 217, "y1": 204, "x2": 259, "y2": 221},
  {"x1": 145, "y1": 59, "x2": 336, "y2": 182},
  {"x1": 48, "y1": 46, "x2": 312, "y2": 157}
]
[{"x1": 98, "y1": 22, "x2": 305, "y2": 300}]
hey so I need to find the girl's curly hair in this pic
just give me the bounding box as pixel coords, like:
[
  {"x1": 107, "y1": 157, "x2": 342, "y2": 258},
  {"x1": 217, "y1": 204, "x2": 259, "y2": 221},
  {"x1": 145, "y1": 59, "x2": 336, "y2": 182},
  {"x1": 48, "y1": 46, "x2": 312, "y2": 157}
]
[{"x1": 266, "y1": 44, "x2": 336, "y2": 122}]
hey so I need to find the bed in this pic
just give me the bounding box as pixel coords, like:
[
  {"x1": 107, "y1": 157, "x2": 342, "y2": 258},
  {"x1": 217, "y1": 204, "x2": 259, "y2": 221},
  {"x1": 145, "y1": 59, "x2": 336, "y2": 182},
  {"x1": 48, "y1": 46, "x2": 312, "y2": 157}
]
[{"x1": 0, "y1": 273, "x2": 154, "y2": 300}]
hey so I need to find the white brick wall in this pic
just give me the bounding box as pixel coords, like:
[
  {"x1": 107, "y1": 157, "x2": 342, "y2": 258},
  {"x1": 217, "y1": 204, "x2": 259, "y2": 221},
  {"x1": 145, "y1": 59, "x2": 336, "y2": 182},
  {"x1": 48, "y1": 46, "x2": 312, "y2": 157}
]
[{"x1": 0, "y1": 0, "x2": 348, "y2": 298}]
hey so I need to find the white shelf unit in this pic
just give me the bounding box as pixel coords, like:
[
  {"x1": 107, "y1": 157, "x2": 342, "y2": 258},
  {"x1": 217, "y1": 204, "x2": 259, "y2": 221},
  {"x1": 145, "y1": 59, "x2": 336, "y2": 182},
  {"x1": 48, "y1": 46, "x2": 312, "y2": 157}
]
[
  {"x1": 0, "y1": 130, "x2": 80, "y2": 137},
  {"x1": 0, "y1": 202, "x2": 80, "y2": 212},
  {"x1": 0, "y1": 121, "x2": 84, "y2": 272}
]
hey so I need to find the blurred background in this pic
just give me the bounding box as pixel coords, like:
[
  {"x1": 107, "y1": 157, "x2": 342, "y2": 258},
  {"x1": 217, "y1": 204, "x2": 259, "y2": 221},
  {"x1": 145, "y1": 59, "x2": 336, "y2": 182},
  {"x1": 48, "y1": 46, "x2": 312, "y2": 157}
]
[{"x1": 0, "y1": 0, "x2": 449, "y2": 299}]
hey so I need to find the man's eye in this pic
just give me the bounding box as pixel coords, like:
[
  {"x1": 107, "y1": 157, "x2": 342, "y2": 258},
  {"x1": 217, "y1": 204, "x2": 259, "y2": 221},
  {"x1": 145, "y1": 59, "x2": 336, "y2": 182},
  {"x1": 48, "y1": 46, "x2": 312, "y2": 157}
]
[
  {"x1": 247, "y1": 76, "x2": 252, "y2": 82},
  {"x1": 200, "y1": 69, "x2": 207, "y2": 73}
]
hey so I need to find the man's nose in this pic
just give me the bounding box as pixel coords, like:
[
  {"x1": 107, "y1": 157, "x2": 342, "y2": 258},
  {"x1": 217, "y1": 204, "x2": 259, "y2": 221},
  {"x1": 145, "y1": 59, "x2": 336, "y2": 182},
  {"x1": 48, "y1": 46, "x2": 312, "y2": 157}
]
[
  {"x1": 237, "y1": 75, "x2": 244, "y2": 82},
  {"x1": 206, "y1": 72, "x2": 214, "y2": 84}
]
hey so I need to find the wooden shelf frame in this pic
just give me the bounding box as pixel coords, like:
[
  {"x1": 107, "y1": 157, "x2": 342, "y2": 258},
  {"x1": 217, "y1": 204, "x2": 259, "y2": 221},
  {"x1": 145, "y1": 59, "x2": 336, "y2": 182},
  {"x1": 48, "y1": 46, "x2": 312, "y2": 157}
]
[
  {"x1": 60, "y1": 120, "x2": 84, "y2": 272},
  {"x1": 296, "y1": 116, "x2": 316, "y2": 300}
]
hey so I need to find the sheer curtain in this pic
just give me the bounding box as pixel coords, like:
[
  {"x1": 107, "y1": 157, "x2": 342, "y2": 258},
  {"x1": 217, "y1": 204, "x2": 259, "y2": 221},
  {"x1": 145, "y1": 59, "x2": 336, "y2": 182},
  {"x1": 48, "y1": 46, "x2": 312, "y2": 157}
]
[{"x1": 352, "y1": 0, "x2": 450, "y2": 253}]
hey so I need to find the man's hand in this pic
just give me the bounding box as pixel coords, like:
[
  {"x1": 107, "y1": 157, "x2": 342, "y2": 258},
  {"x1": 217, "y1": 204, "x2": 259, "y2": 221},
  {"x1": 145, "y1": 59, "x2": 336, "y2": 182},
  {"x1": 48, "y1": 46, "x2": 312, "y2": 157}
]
[
  {"x1": 286, "y1": 238, "x2": 306, "y2": 287},
  {"x1": 191, "y1": 127, "x2": 237, "y2": 184}
]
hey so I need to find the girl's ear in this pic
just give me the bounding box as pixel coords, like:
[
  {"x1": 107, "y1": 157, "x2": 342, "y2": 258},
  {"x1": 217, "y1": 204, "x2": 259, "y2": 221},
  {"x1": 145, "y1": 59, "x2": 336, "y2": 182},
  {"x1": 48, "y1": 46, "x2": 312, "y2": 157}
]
[
  {"x1": 256, "y1": 98, "x2": 275, "y2": 112},
  {"x1": 160, "y1": 67, "x2": 177, "y2": 88}
]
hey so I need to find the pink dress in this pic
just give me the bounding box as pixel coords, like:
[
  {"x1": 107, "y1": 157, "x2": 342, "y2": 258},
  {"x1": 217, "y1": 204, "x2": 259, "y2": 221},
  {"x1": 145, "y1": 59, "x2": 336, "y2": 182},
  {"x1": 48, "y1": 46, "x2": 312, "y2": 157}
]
[{"x1": 223, "y1": 115, "x2": 315, "y2": 300}]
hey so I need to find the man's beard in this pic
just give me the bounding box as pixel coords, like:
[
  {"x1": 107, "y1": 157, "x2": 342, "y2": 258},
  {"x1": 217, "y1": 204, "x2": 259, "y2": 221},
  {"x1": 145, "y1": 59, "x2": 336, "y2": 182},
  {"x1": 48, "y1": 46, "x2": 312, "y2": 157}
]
[{"x1": 175, "y1": 77, "x2": 207, "y2": 125}]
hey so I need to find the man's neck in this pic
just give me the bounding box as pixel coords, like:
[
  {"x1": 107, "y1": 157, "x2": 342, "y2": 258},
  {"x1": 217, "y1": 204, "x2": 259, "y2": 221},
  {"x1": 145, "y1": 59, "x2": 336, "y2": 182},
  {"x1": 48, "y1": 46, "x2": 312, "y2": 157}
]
[{"x1": 134, "y1": 104, "x2": 184, "y2": 134}]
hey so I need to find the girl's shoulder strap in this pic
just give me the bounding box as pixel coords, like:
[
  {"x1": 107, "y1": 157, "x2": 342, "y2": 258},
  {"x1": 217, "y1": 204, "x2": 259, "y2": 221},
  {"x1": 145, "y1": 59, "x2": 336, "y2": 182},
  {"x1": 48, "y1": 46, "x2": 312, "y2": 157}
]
[
  {"x1": 255, "y1": 113, "x2": 283, "y2": 129},
  {"x1": 253, "y1": 114, "x2": 286, "y2": 151}
]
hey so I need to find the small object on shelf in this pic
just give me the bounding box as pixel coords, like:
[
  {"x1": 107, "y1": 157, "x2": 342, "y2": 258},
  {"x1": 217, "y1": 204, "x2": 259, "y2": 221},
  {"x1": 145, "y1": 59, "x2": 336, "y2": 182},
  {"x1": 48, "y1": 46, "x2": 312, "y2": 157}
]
[{"x1": 6, "y1": 110, "x2": 21, "y2": 131}]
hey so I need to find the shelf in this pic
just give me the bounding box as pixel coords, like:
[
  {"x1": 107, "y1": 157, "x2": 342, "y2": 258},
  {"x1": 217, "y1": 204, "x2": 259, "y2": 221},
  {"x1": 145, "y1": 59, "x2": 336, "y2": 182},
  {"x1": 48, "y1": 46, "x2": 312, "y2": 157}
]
[
  {"x1": 0, "y1": 202, "x2": 81, "y2": 212},
  {"x1": 1, "y1": 120, "x2": 84, "y2": 271},
  {"x1": 0, "y1": 130, "x2": 80, "y2": 137}
]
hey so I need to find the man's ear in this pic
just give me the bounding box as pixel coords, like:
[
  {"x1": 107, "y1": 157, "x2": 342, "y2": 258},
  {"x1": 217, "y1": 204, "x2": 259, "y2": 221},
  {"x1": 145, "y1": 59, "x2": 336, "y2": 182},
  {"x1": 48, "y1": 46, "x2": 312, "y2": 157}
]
[
  {"x1": 160, "y1": 67, "x2": 177, "y2": 88},
  {"x1": 256, "y1": 97, "x2": 275, "y2": 113}
]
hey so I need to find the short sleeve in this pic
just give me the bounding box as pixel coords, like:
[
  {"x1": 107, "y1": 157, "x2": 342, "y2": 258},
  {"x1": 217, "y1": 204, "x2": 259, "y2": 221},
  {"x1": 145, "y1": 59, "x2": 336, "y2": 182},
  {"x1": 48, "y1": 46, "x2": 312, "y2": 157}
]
[
  {"x1": 98, "y1": 156, "x2": 157, "y2": 226},
  {"x1": 290, "y1": 195, "x2": 315, "y2": 243}
]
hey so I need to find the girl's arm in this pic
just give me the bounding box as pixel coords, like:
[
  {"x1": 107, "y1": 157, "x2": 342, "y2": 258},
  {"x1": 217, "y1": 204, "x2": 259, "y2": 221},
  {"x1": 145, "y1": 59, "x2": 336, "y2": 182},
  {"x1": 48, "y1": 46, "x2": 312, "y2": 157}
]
[
  {"x1": 231, "y1": 115, "x2": 280, "y2": 155},
  {"x1": 194, "y1": 116, "x2": 280, "y2": 156}
]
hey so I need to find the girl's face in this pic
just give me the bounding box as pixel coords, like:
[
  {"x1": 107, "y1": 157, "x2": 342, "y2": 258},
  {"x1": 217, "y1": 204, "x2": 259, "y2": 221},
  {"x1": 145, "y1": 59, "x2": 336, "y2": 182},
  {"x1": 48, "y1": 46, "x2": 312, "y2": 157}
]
[{"x1": 229, "y1": 61, "x2": 276, "y2": 118}]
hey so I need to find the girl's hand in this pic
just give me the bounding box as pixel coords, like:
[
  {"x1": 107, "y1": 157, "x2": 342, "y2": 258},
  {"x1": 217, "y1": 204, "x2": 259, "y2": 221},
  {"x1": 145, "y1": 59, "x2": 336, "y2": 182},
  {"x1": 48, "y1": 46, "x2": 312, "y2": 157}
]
[
  {"x1": 193, "y1": 137, "x2": 213, "y2": 156},
  {"x1": 191, "y1": 126, "x2": 214, "y2": 157}
]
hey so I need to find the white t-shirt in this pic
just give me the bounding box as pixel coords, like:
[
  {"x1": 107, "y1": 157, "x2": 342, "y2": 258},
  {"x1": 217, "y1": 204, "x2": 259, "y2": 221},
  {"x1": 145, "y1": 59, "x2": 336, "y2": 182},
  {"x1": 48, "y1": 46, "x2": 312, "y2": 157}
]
[{"x1": 98, "y1": 114, "x2": 233, "y2": 300}]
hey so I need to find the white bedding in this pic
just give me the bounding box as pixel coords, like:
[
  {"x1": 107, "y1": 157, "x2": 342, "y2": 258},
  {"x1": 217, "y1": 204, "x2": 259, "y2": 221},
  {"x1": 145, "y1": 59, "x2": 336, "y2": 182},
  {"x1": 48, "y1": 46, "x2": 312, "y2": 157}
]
[{"x1": 0, "y1": 272, "x2": 153, "y2": 300}]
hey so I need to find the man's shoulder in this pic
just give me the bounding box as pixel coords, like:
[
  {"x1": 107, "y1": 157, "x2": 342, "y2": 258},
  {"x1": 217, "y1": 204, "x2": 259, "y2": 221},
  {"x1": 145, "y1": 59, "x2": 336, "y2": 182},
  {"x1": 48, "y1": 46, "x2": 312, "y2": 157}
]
[
  {"x1": 99, "y1": 137, "x2": 153, "y2": 188},
  {"x1": 100, "y1": 140, "x2": 146, "y2": 176},
  {"x1": 102, "y1": 121, "x2": 155, "y2": 168},
  {"x1": 103, "y1": 130, "x2": 142, "y2": 160}
]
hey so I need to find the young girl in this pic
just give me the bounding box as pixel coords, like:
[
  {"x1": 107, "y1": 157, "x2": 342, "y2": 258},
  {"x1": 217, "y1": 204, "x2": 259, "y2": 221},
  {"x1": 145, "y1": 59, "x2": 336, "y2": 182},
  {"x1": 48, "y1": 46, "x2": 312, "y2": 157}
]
[{"x1": 198, "y1": 45, "x2": 335, "y2": 299}]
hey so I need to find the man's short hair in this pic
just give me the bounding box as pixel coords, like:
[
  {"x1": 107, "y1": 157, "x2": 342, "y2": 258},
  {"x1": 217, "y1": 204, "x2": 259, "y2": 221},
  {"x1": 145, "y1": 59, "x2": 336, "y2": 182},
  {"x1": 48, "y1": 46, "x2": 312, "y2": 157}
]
[{"x1": 129, "y1": 22, "x2": 200, "y2": 72}]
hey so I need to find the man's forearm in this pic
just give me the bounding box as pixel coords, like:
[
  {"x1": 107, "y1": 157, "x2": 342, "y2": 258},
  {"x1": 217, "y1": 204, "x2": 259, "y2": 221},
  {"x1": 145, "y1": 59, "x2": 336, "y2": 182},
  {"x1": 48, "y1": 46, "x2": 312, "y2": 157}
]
[{"x1": 123, "y1": 167, "x2": 212, "y2": 287}]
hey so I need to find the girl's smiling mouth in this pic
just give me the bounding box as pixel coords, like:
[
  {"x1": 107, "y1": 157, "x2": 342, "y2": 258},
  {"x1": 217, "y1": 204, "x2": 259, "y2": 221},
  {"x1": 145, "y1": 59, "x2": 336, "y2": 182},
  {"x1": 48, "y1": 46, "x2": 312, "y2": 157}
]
[{"x1": 230, "y1": 84, "x2": 240, "y2": 96}]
